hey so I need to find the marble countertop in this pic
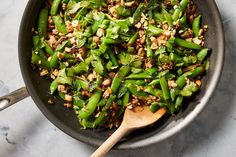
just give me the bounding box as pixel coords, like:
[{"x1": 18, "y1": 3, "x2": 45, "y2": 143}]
[{"x1": 0, "y1": 0, "x2": 236, "y2": 157}]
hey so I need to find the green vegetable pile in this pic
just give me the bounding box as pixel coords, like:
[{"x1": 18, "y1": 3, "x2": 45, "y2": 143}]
[{"x1": 32, "y1": 0, "x2": 210, "y2": 129}]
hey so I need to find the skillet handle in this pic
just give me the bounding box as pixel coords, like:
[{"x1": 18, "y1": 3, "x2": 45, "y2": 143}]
[{"x1": 0, "y1": 87, "x2": 29, "y2": 111}]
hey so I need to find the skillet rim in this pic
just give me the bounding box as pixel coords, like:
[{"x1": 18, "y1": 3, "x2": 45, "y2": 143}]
[{"x1": 18, "y1": 0, "x2": 225, "y2": 149}]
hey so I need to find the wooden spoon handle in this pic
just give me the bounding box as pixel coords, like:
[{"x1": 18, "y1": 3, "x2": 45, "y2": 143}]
[{"x1": 91, "y1": 124, "x2": 130, "y2": 157}]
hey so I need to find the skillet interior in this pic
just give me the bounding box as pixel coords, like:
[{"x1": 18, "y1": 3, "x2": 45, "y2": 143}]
[{"x1": 18, "y1": 0, "x2": 224, "y2": 149}]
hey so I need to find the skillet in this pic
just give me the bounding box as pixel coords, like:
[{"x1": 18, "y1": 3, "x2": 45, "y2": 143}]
[{"x1": 0, "y1": 0, "x2": 224, "y2": 149}]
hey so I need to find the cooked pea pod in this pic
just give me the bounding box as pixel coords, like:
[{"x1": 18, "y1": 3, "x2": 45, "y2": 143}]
[
  {"x1": 38, "y1": 8, "x2": 48, "y2": 38},
  {"x1": 78, "y1": 89, "x2": 102, "y2": 119},
  {"x1": 50, "y1": 0, "x2": 61, "y2": 16},
  {"x1": 52, "y1": 15, "x2": 68, "y2": 34},
  {"x1": 111, "y1": 66, "x2": 131, "y2": 94},
  {"x1": 160, "y1": 77, "x2": 170, "y2": 100},
  {"x1": 175, "y1": 38, "x2": 202, "y2": 50},
  {"x1": 172, "y1": 0, "x2": 188, "y2": 21},
  {"x1": 192, "y1": 15, "x2": 202, "y2": 37}
]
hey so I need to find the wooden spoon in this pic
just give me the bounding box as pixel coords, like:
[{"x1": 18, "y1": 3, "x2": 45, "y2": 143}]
[{"x1": 91, "y1": 106, "x2": 167, "y2": 157}]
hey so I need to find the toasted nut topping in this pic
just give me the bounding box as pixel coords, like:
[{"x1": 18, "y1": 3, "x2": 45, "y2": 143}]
[
  {"x1": 65, "y1": 47, "x2": 71, "y2": 52},
  {"x1": 102, "y1": 79, "x2": 111, "y2": 86},
  {"x1": 103, "y1": 87, "x2": 112, "y2": 99},
  {"x1": 40, "y1": 69, "x2": 49, "y2": 76},
  {"x1": 96, "y1": 28, "x2": 105, "y2": 37},
  {"x1": 65, "y1": 94, "x2": 72, "y2": 102},
  {"x1": 93, "y1": 36, "x2": 100, "y2": 43},
  {"x1": 58, "y1": 85, "x2": 67, "y2": 93},
  {"x1": 64, "y1": 103, "x2": 72, "y2": 108}
]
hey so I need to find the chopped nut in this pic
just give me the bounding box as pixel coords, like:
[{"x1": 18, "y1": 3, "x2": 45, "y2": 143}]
[
  {"x1": 71, "y1": 20, "x2": 79, "y2": 28},
  {"x1": 53, "y1": 69, "x2": 59, "y2": 76},
  {"x1": 76, "y1": 53, "x2": 84, "y2": 61},
  {"x1": 193, "y1": 37, "x2": 202, "y2": 45},
  {"x1": 52, "y1": 29, "x2": 59, "y2": 35},
  {"x1": 69, "y1": 37, "x2": 76, "y2": 44},
  {"x1": 58, "y1": 85, "x2": 67, "y2": 93},
  {"x1": 87, "y1": 73, "x2": 96, "y2": 82},
  {"x1": 40, "y1": 69, "x2": 49, "y2": 76},
  {"x1": 96, "y1": 28, "x2": 105, "y2": 37},
  {"x1": 57, "y1": 53, "x2": 64, "y2": 60},
  {"x1": 65, "y1": 94, "x2": 72, "y2": 102},
  {"x1": 127, "y1": 105, "x2": 133, "y2": 109},
  {"x1": 195, "y1": 80, "x2": 202, "y2": 86},
  {"x1": 151, "y1": 42, "x2": 158, "y2": 50},
  {"x1": 198, "y1": 29, "x2": 204, "y2": 36},
  {"x1": 103, "y1": 87, "x2": 112, "y2": 99},
  {"x1": 48, "y1": 99, "x2": 54, "y2": 104},
  {"x1": 64, "y1": 103, "x2": 72, "y2": 108},
  {"x1": 102, "y1": 79, "x2": 111, "y2": 87},
  {"x1": 135, "y1": 22, "x2": 142, "y2": 29},
  {"x1": 149, "y1": 19, "x2": 155, "y2": 24},
  {"x1": 78, "y1": 47, "x2": 86, "y2": 56},
  {"x1": 108, "y1": 72, "x2": 116, "y2": 78},
  {"x1": 65, "y1": 47, "x2": 71, "y2": 53},
  {"x1": 162, "y1": 23, "x2": 169, "y2": 30},
  {"x1": 168, "y1": 80, "x2": 177, "y2": 88},
  {"x1": 47, "y1": 35, "x2": 57, "y2": 47},
  {"x1": 124, "y1": 1, "x2": 135, "y2": 6},
  {"x1": 62, "y1": 3, "x2": 67, "y2": 10},
  {"x1": 93, "y1": 36, "x2": 100, "y2": 43},
  {"x1": 140, "y1": 17, "x2": 146, "y2": 24},
  {"x1": 65, "y1": 21, "x2": 73, "y2": 32}
]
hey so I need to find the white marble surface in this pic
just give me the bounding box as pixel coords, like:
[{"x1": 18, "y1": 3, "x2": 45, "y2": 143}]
[{"x1": 0, "y1": 0, "x2": 236, "y2": 157}]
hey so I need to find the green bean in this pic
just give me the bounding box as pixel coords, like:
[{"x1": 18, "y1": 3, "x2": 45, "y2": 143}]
[
  {"x1": 197, "y1": 48, "x2": 209, "y2": 63},
  {"x1": 98, "y1": 98, "x2": 106, "y2": 107},
  {"x1": 172, "y1": 0, "x2": 188, "y2": 21},
  {"x1": 128, "y1": 32, "x2": 138, "y2": 45},
  {"x1": 31, "y1": 52, "x2": 50, "y2": 69},
  {"x1": 192, "y1": 15, "x2": 202, "y2": 37},
  {"x1": 133, "y1": 3, "x2": 146, "y2": 24},
  {"x1": 127, "y1": 84, "x2": 149, "y2": 97},
  {"x1": 111, "y1": 66, "x2": 131, "y2": 94},
  {"x1": 78, "y1": 89, "x2": 102, "y2": 119},
  {"x1": 80, "y1": 117, "x2": 95, "y2": 129},
  {"x1": 144, "y1": 86, "x2": 163, "y2": 98},
  {"x1": 107, "y1": 48, "x2": 118, "y2": 66},
  {"x1": 170, "y1": 88, "x2": 179, "y2": 101},
  {"x1": 150, "y1": 102, "x2": 160, "y2": 113},
  {"x1": 32, "y1": 35, "x2": 40, "y2": 49},
  {"x1": 147, "y1": 25, "x2": 164, "y2": 36},
  {"x1": 50, "y1": 52, "x2": 59, "y2": 69},
  {"x1": 38, "y1": 8, "x2": 48, "y2": 38},
  {"x1": 74, "y1": 56, "x2": 93, "y2": 74},
  {"x1": 146, "y1": 37, "x2": 153, "y2": 57},
  {"x1": 180, "y1": 14, "x2": 188, "y2": 30},
  {"x1": 93, "y1": 95, "x2": 116, "y2": 127},
  {"x1": 43, "y1": 41, "x2": 54, "y2": 56},
  {"x1": 149, "y1": 79, "x2": 160, "y2": 86},
  {"x1": 175, "y1": 38, "x2": 202, "y2": 50},
  {"x1": 50, "y1": 0, "x2": 61, "y2": 16},
  {"x1": 160, "y1": 77, "x2": 170, "y2": 100},
  {"x1": 117, "y1": 91, "x2": 130, "y2": 118},
  {"x1": 190, "y1": 66, "x2": 204, "y2": 78},
  {"x1": 176, "y1": 75, "x2": 186, "y2": 89},
  {"x1": 175, "y1": 96, "x2": 183, "y2": 109},
  {"x1": 73, "y1": 95, "x2": 86, "y2": 108},
  {"x1": 50, "y1": 79, "x2": 59, "y2": 94},
  {"x1": 52, "y1": 15, "x2": 68, "y2": 34}
]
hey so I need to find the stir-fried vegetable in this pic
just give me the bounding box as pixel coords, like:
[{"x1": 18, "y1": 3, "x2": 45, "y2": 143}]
[{"x1": 32, "y1": 0, "x2": 210, "y2": 129}]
